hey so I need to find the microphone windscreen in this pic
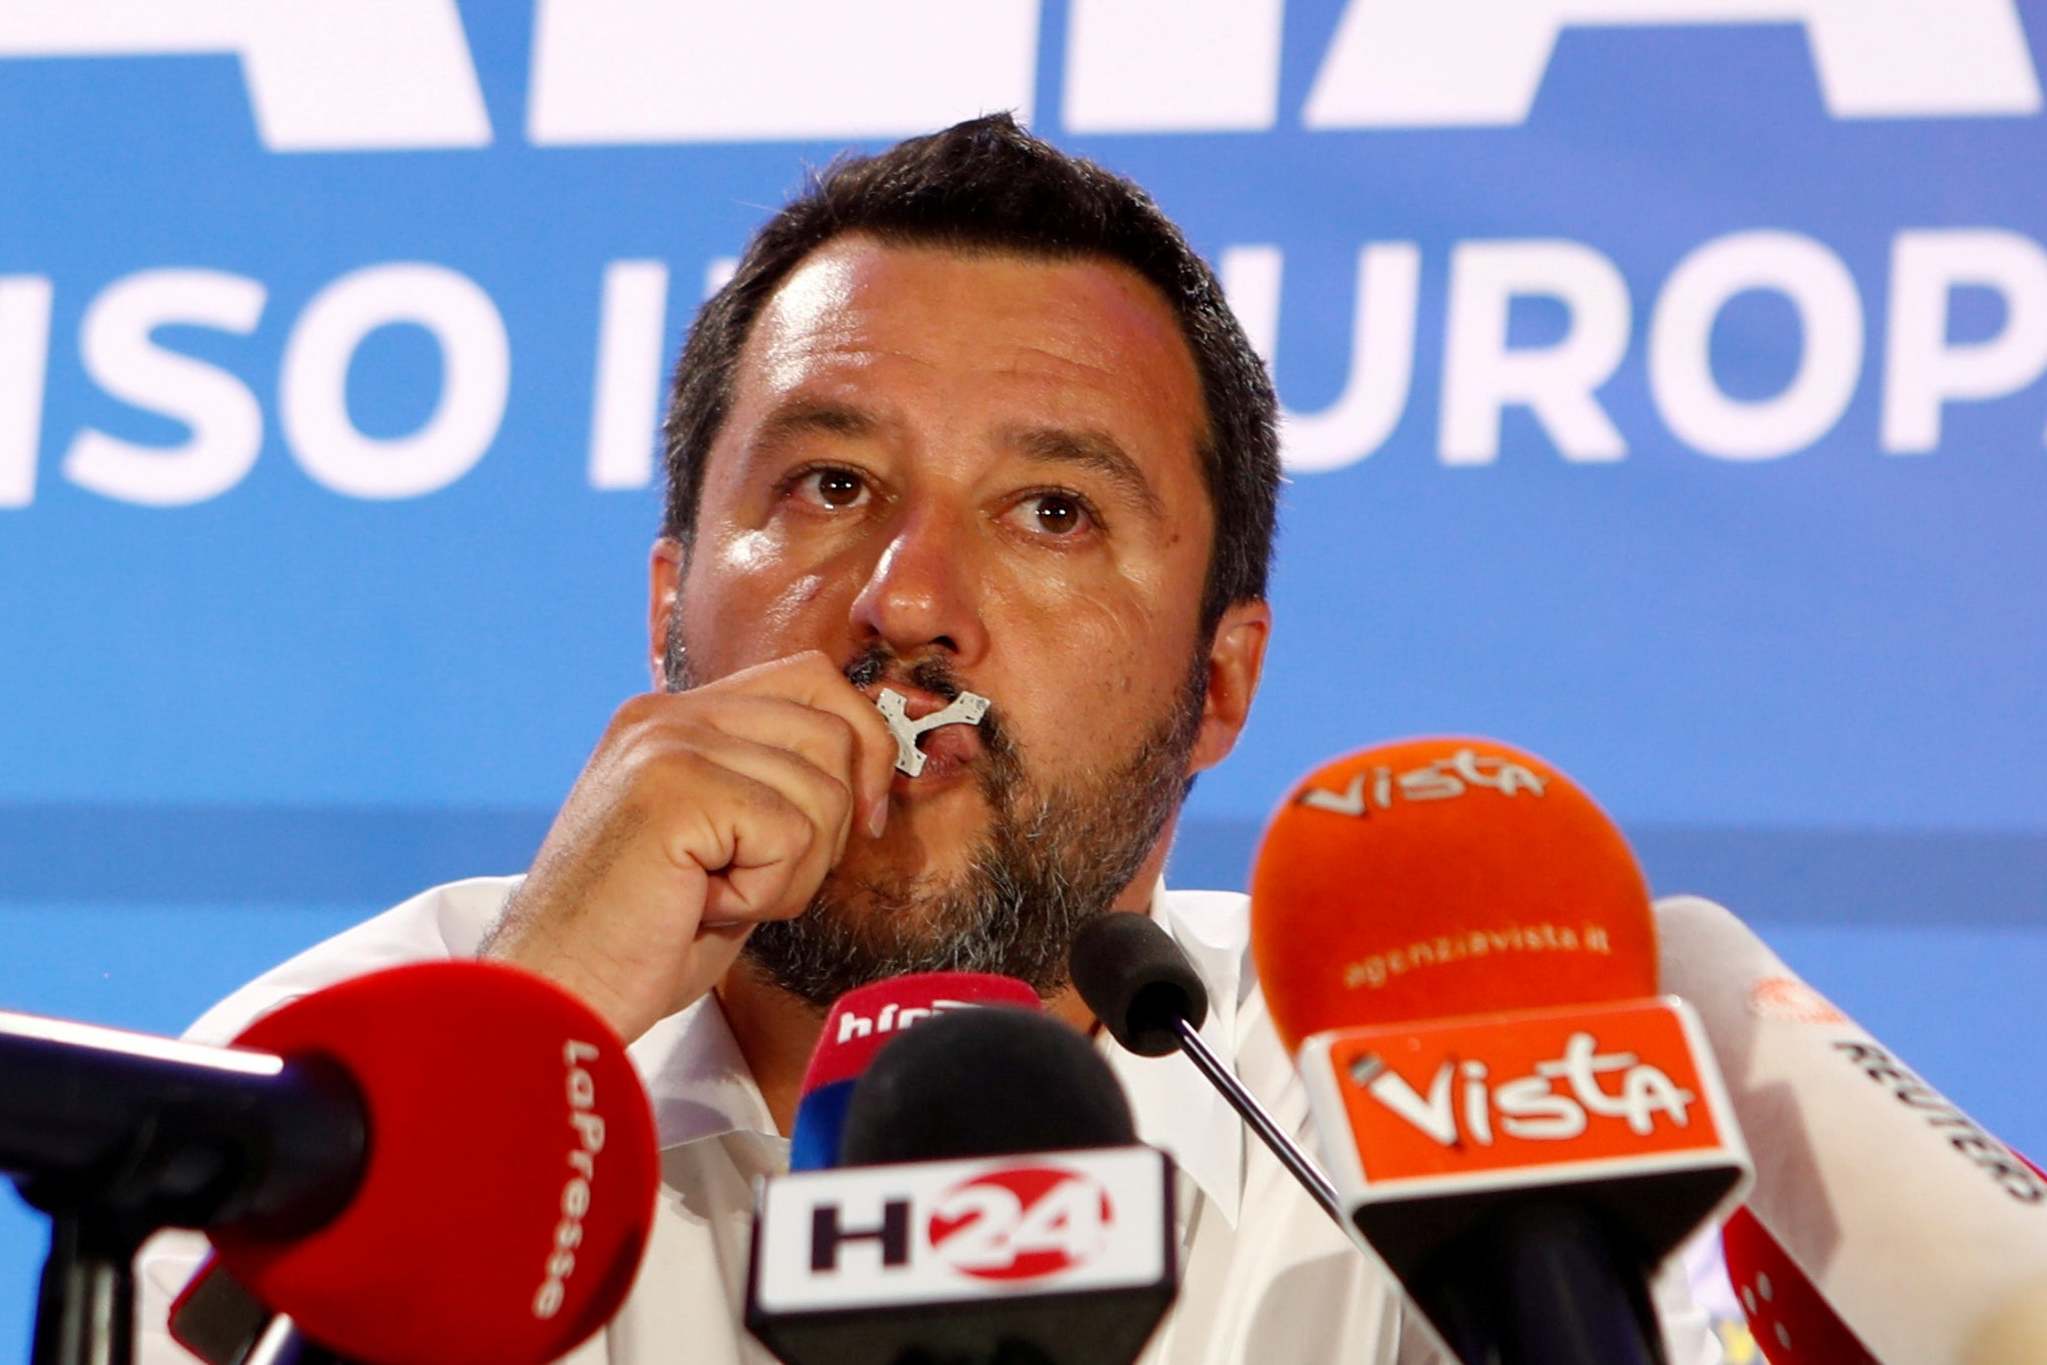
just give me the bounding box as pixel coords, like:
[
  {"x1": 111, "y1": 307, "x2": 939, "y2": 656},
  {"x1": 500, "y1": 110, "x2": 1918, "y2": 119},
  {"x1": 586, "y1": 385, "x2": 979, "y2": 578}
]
[
  {"x1": 1659, "y1": 897, "x2": 2047, "y2": 1365},
  {"x1": 1249, "y1": 737, "x2": 1657, "y2": 1050},
  {"x1": 212, "y1": 962, "x2": 658, "y2": 1365},
  {"x1": 791, "y1": 972, "x2": 1040, "y2": 1171},
  {"x1": 839, "y1": 1006, "x2": 1136, "y2": 1166},
  {"x1": 1069, "y1": 913, "x2": 1208, "y2": 1058}
]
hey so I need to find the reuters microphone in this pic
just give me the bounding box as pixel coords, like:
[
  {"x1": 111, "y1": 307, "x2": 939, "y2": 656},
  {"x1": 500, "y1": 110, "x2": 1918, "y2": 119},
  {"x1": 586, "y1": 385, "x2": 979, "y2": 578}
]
[
  {"x1": 747, "y1": 998, "x2": 1177, "y2": 1365},
  {"x1": 1659, "y1": 896, "x2": 2047, "y2": 1365},
  {"x1": 1250, "y1": 737, "x2": 1752, "y2": 1365}
]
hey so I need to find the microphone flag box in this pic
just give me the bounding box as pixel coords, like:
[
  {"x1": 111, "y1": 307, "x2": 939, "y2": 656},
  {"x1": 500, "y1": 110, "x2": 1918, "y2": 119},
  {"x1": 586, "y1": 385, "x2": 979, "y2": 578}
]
[
  {"x1": 746, "y1": 1145, "x2": 1177, "y2": 1365},
  {"x1": 1296, "y1": 997, "x2": 1752, "y2": 1280}
]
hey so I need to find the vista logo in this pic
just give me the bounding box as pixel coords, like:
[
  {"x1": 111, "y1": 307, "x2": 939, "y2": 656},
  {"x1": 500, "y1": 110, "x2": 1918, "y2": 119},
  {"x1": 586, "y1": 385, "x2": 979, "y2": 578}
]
[
  {"x1": 1307, "y1": 999, "x2": 1732, "y2": 1188},
  {"x1": 1349, "y1": 1029, "x2": 1695, "y2": 1148},
  {"x1": 1299, "y1": 746, "x2": 1547, "y2": 817}
]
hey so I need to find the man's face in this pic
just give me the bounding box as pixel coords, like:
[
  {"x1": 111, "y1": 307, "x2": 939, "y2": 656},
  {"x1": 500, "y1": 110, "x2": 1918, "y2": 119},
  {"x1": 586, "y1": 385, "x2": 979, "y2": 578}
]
[{"x1": 655, "y1": 235, "x2": 1260, "y2": 1003}]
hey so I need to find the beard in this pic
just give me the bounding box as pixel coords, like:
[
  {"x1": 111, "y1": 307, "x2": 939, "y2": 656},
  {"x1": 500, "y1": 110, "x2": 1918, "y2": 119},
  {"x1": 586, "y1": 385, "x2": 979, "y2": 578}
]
[{"x1": 663, "y1": 616, "x2": 1205, "y2": 1008}]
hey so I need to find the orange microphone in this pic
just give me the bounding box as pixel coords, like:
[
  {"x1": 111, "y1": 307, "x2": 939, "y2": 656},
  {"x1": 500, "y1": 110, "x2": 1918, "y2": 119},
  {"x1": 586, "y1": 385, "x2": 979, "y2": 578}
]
[
  {"x1": 1249, "y1": 738, "x2": 1751, "y2": 1365},
  {"x1": 1250, "y1": 736, "x2": 1658, "y2": 1048}
]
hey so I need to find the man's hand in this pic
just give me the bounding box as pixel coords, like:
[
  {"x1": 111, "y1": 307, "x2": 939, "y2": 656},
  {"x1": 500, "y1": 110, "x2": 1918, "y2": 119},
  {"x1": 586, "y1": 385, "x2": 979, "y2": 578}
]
[{"x1": 480, "y1": 651, "x2": 899, "y2": 1043}]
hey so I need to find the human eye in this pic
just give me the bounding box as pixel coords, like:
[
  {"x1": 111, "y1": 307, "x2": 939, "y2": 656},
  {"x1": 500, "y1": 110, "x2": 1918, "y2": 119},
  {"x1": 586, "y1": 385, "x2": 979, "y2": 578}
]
[
  {"x1": 782, "y1": 464, "x2": 872, "y2": 512},
  {"x1": 1003, "y1": 488, "x2": 1102, "y2": 541}
]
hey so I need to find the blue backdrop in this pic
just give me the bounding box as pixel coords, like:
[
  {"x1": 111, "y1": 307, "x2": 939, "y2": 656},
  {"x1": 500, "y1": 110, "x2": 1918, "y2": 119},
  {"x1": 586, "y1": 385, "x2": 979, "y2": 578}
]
[{"x1": 4, "y1": 3, "x2": 2044, "y2": 1355}]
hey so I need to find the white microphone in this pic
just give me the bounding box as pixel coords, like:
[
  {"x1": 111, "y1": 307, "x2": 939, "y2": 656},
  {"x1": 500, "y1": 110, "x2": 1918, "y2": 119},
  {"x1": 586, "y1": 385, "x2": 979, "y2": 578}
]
[{"x1": 1657, "y1": 896, "x2": 2047, "y2": 1365}]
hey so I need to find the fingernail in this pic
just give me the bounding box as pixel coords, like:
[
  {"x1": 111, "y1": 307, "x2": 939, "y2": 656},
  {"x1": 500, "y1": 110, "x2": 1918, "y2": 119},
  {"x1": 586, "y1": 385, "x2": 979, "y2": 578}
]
[{"x1": 866, "y1": 796, "x2": 890, "y2": 838}]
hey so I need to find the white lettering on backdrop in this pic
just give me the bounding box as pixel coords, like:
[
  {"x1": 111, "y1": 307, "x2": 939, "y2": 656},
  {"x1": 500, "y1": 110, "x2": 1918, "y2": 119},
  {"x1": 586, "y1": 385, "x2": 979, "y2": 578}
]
[
  {"x1": 12, "y1": 227, "x2": 2047, "y2": 503},
  {"x1": 0, "y1": 0, "x2": 489, "y2": 150},
  {"x1": 0, "y1": 1, "x2": 2035, "y2": 149}
]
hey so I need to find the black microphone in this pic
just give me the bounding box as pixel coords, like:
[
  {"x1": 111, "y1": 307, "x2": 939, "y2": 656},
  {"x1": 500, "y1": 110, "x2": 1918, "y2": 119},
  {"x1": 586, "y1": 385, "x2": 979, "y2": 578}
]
[
  {"x1": 1, "y1": 1013, "x2": 364, "y2": 1237},
  {"x1": 746, "y1": 1001, "x2": 1179, "y2": 1365},
  {"x1": 840, "y1": 1005, "x2": 1137, "y2": 1164},
  {"x1": 1069, "y1": 912, "x2": 1347, "y2": 1231}
]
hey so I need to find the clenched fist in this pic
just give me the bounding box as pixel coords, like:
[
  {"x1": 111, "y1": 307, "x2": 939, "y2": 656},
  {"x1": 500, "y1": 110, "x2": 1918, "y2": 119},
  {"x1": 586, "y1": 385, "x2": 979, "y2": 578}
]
[{"x1": 480, "y1": 651, "x2": 900, "y2": 1043}]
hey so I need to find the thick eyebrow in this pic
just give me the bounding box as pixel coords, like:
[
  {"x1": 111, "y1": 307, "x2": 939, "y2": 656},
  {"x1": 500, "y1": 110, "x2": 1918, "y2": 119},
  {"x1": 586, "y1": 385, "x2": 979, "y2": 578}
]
[
  {"x1": 1000, "y1": 423, "x2": 1165, "y2": 522},
  {"x1": 747, "y1": 398, "x2": 881, "y2": 465}
]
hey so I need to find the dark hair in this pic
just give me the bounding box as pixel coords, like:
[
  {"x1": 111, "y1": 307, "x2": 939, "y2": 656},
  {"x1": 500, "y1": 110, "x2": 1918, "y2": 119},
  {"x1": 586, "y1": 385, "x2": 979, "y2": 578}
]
[{"x1": 659, "y1": 113, "x2": 1279, "y2": 632}]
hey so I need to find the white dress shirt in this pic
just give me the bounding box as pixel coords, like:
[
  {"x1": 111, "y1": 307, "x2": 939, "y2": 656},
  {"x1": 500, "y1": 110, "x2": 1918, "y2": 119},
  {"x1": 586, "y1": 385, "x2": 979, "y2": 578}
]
[{"x1": 135, "y1": 877, "x2": 1722, "y2": 1365}]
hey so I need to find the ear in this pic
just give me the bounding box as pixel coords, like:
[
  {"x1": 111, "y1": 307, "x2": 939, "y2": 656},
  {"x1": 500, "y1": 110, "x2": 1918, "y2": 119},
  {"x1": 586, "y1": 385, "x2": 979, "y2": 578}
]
[
  {"x1": 1187, "y1": 599, "x2": 1272, "y2": 777},
  {"x1": 647, "y1": 538, "x2": 685, "y2": 690}
]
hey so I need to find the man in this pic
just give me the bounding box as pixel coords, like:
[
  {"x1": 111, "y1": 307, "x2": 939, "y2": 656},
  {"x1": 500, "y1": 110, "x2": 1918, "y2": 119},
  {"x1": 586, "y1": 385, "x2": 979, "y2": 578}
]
[{"x1": 142, "y1": 116, "x2": 1717, "y2": 1362}]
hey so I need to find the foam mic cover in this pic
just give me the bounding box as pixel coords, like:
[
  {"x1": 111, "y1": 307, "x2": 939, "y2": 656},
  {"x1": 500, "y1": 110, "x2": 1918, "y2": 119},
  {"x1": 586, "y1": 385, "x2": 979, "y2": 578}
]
[
  {"x1": 213, "y1": 961, "x2": 659, "y2": 1365},
  {"x1": 791, "y1": 973, "x2": 1040, "y2": 1171},
  {"x1": 1069, "y1": 913, "x2": 1209, "y2": 1058},
  {"x1": 1249, "y1": 736, "x2": 1657, "y2": 1051},
  {"x1": 1658, "y1": 897, "x2": 2047, "y2": 1365},
  {"x1": 839, "y1": 1006, "x2": 1136, "y2": 1166}
]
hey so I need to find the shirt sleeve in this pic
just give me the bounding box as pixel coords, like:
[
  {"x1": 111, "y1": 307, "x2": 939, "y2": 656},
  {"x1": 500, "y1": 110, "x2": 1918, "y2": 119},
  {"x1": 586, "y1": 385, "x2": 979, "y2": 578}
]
[
  {"x1": 136, "y1": 878, "x2": 521, "y2": 1362},
  {"x1": 182, "y1": 875, "x2": 517, "y2": 1044}
]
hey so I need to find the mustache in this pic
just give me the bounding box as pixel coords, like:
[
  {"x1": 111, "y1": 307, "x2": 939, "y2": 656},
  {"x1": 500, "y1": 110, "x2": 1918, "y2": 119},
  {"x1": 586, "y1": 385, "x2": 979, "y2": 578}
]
[{"x1": 842, "y1": 643, "x2": 1019, "y2": 767}]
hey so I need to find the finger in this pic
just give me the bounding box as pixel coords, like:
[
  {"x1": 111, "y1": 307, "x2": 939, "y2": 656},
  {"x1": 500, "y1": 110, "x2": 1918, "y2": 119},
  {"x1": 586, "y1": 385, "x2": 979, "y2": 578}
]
[
  {"x1": 669, "y1": 726, "x2": 855, "y2": 904},
  {"x1": 660, "y1": 760, "x2": 821, "y2": 926},
  {"x1": 671, "y1": 697, "x2": 863, "y2": 859},
  {"x1": 712, "y1": 652, "x2": 902, "y2": 833}
]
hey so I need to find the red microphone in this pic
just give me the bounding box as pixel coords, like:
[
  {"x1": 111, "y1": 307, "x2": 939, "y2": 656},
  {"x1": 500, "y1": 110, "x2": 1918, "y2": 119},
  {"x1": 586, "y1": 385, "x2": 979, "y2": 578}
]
[
  {"x1": 789, "y1": 973, "x2": 1040, "y2": 1171},
  {"x1": 1720, "y1": 1207, "x2": 1878, "y2": 1364},
  {"x1": 207, "y1": 961, "x2": 658, "y2": 1365},
  {"x1": 1249, "y1": 738, "x2": 1750, "y2": 1364}
]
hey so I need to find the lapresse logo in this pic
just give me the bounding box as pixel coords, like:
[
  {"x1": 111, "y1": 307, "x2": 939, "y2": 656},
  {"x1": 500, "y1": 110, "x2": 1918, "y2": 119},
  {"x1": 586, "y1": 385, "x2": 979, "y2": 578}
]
[
  {"x1": 753, "y1": 1147, "x2": 1170, "y2": 1313},
  {"x1": 5, "y1": 1, "x2": 2044, "y2": 511},
  {"x1": 532, "y1": 1038, "x2": 612, "y2": 1320}
]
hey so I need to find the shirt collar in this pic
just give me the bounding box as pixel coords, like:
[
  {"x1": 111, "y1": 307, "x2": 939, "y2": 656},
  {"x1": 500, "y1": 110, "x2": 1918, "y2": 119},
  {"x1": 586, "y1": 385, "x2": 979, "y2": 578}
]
[
  {"x1": 627, "y1": 878, "x2": 1248, "y2": 1228},
  {"x1": 630, "y1": 988, "x2": 781, "y2": 1151},
  {"x1": 1106, "y1": 880, "x2": 1246, "y2": 1228}
]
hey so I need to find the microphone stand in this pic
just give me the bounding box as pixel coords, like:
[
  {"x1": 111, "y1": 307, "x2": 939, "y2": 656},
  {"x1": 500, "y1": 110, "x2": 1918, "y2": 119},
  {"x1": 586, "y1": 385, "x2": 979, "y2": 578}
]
[
  {"x1": 28, "y1": 1204, "x2": 146, "y2": 1365},
  {"x1": 1167, "y1": 1015, "x2": 1347, "y2": 1229},
  {"x1": 246, "y1": 1317, "x2": 353, "y2": 1365}
]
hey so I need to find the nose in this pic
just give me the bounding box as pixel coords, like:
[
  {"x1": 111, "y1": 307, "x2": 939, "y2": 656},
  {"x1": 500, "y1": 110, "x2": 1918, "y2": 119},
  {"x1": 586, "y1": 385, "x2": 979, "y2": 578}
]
[{"x1": 848, "y1": 501, "x2": 989, "y2": 664}]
